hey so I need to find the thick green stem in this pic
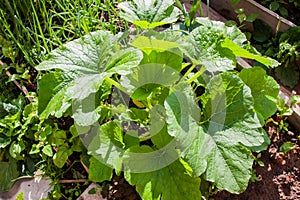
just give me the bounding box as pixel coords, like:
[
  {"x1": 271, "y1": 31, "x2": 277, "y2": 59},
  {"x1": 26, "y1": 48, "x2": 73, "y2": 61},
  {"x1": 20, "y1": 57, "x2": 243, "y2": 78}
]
[
  {"x1": 182, "y1": 64, "x2": 196, "y2": 80},
  {"x1": 187, "y1": 66, "x2": 206, "y2": 83},
  {"x1": 105, "y1": 77, "x2": 128, "y2": 94}
]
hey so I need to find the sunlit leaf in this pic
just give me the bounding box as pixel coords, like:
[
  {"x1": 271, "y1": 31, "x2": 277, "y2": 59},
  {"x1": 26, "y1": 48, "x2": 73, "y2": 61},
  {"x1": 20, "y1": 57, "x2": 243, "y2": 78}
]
[
  {"x1": 119, "y1": 0, "x2": 180, "y2": 27},
  {"x1": 36, "y1": 30, "x2": 142, "y2": 124}
]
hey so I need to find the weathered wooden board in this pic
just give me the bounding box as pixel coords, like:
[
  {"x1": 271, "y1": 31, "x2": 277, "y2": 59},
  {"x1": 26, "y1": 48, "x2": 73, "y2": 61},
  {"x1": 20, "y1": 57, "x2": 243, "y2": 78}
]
[{"x1": 209, "y1": 0, "x2": 295, "y2": 33}]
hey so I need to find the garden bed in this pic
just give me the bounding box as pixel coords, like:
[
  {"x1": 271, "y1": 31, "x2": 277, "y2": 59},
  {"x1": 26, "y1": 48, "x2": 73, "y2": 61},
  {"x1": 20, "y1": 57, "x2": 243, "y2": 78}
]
[{"x1": 0, "y1": 1, "x2": 299, "y2": 199}]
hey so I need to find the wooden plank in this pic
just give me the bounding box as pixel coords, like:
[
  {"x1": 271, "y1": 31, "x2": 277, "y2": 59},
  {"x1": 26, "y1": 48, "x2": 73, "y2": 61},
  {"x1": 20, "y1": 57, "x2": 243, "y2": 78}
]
[{"x1": 209, "y1": 0, "x2": 295, "y2": 33}]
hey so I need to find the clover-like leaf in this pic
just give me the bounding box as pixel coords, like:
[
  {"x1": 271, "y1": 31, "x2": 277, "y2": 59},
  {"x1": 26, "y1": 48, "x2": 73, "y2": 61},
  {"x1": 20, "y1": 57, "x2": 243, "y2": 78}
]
[{"x1": 53, "y1": 145, "x2": 73, "y2": 168}]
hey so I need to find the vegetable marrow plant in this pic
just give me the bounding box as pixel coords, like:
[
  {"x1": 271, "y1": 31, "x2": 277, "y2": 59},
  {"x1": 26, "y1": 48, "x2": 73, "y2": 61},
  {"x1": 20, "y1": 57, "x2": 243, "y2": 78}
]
[{"x1": 35, "y1": 0, "x2": 280, "y2": 199}]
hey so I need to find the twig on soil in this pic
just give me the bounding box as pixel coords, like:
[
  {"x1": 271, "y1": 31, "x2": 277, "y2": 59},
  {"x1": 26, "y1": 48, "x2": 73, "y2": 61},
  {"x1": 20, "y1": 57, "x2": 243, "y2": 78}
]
[
  {"x1": 81, "y1": 160, "x2": 89, "y2": 174},
  {"x1": 59, "y1": 179, "x2": 90, "y2": 184},
  {"x1": 0, "y1": 60, "x2": 33, "y2": 102}
]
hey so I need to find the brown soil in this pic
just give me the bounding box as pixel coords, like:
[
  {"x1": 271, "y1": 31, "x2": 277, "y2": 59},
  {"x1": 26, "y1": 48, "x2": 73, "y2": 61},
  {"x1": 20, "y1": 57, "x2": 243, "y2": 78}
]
[{"x1": 100, "y1": 173, "x2": 141, "y2": 200}]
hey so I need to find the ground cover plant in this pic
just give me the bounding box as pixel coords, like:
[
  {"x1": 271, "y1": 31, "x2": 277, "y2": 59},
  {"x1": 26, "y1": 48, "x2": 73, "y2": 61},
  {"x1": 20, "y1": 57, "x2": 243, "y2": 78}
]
[{"x1": 31, "y1": 0, "x2": 283, "y2": 199}]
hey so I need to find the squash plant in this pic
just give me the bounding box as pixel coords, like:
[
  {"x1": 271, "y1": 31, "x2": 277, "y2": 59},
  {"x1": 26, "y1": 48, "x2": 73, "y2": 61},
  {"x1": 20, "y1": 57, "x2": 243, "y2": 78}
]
[{"x1": 36, "y1": 0, "x2": 280, "y2": 199}]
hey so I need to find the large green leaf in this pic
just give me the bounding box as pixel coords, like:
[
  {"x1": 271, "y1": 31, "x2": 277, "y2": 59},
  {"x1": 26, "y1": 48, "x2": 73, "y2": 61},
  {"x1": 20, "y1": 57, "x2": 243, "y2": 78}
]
[
  {"x1": 163, "y1": 87, "x2": 205, "y2": 175},
  {"x1": 221, "y1": 38, "x2": 279, "y2": 68},
  {"x1": 200, "y1": 72, "x2": 262, "y2": 137},
  {"x1": 140, "y1": 49, "x2": 183, "y2": 72},
  {"x1": 0, "y1": 159, "x2": 19, "y2": 191},
  {"x1": 87, "y1": 121, "x2": 125, "y2": 171},
  {"x1": 131, "y1": 36, "x2": 180, "y2": 53},
  {"x1": 120, "y1": 63, "x2": 181, "y2": 100},
  {"x1": 195, "y1": 18, "x2": 247, "y2": 46},
  {"x1": 37, "y1": 72, "x2": 75, "y2": 118},
  {"x1": 200, "y1": 135, "x2": 253, "y2": 193},
  {"x1": 119, "y1": 0, "x2": 180, "y2": 28},
  {"x1": 239, "y1": 67, "x2": 279, "y2": 121},
  {"x1": 124, "y1": 146, "x2": 201, "y2": 200},
  {"x1": 175, "y1": 73, "x2": 266, "y2": 193},
  {"x1": 131, "y1": 36, "x2": 183, "y2": 71},
  {"x1": 36, "y1": 30, "x2": 143, "y2": 122},
  {"x1": 144, "y1": 29, "x2": 186, "y2": 44},
  {"x1": 185, "y1": 34, "x2": 235, "y2": 72},
  {"x1": 164, "y1": 88, "x2": 201, "y2": 150},
  {"x1": 37, "y1": 31, "x2": 127, "y2": 72},
  {"x1": 182, "y1": 17, "x2": 253, "y2": 72}
]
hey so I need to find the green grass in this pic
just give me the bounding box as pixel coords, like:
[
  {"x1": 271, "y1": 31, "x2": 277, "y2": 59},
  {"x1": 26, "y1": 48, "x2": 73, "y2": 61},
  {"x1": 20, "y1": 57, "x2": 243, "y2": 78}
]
[{"x1": 0, "y1": 0, "x2": 127, "y2": 67}]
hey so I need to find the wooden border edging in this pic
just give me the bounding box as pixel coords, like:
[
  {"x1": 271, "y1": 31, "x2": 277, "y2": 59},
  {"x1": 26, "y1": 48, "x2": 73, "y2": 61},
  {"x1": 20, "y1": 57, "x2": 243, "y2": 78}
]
[
  {"x1": 200, "y1": 2, "x2": 300, "y2": 131},
  {"x1": 209, "y1": 0, "x2": 296, "y2": 33}
]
